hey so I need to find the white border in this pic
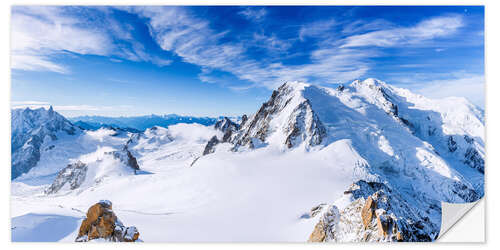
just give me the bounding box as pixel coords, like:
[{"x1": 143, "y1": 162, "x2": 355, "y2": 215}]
[{"x1": 2, "y1": 0, "x2": 497, "y2": 249}]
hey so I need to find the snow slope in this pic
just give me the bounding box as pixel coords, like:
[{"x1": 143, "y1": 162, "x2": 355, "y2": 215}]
[{"x1": 11, "y1": 79, "x2": 484, "y2": 242}]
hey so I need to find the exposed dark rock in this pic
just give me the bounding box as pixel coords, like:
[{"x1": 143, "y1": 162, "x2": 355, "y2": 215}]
[
  {"x1": 284, "y1": 100, "x2": 326, "y2": 148},
  {"x1": 448, "y1": 136, "x2": 457, "y2": 152},
  {"x1": 203, "y1": 136, "x2": 219, "y2": 156},
  {"x1": 45, "y1": 161, "x2": 88, "y2": 194},
  {"x1": 451, "y1": 180, "x2": 481, "y2": 200},
  {"x1": 232, "y1": 82, "x2": 327, "y2": 150},
  {"x1": 231, "y1": 84, "x2": 291, "y2": 149},
  {"x1": 310, "y1": 180, "x2": 441, "y2": 242},
  {"x1": 464, "y1": 147, "x2": 484, "y2": 173},
  {"x1": 464, "y1": 135, "x2": 474, "y2": 144},
  {"x1": 109, "y1": 146, "x2": 140, "y2": 171},
  {"x1": 222, "y1": 130, "x2": 233, "y2": 143},
  {"x1": 214, "y1": 117, "x2": 239, "y2": 133},
  {"x1": 240, "y1": 114, "x2": 248, "y2": 128}
]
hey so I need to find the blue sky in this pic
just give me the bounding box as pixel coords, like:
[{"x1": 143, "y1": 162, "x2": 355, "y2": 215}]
[{"x1": 11, "y1": 6, "x2": 484, "y2": 117}]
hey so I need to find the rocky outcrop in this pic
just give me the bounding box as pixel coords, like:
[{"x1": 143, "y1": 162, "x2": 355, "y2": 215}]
[
  {"x1": 464, "y1": 147, "x2": 484, "y2": 173},
  {"x1": 284, "y1": 100, "x2": 326, "y2": 148},
  {"x1": 108, "y1": 145, "x2": 140, "y2": 171},
  {"x1": 308, "y1": 219, "x2": 326, "y2": 242},
  {"x1": 199, "y1": 117, "x2": 242, "y2": 157},
  {"x1": 214, "y1": 117, "x2": 239, "y2": 133},
  {"x1": 308, "y1": 180, "x2": 439, "y2": 242},
  {"x1": 202, "y1": 136, "x2": 220, "y2": 156},
  {"x1": 361, "y1": 196, "x2": 375, "y2": 228},
  {"x1": 448, "y1": 136, "x2": 457, "y2": 152},
  {"x1": 45, "y1": 161, "x2": 88, "y2": 194},
  {"x1": 308, "y1": 205, "x2": 341, "y2": 242},
  {"x1": 215, "y1": 117, "x2": 240, "y2": 144},
  {"x1": 240, "y1": 114, "x2": 248, "y2": 128},
  {"x1": 76, "y1": 200, "x2": 140, "y2": 242}
]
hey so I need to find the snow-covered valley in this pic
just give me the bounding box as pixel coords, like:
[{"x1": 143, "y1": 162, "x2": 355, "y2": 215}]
[{"x1": 11, "y1": 79, "x2": 485, "y2": 242}]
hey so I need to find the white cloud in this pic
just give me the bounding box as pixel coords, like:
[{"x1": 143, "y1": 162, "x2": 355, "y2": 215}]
[
  {"x1": 252, "y1": 33, "x2": 292, "y2": 52},
  {"x1": 341, "y1": 15, "x2": 464, "y2": 48},
  {"x1": 130, "y1": 7, "x2": 371, "y2": 89},
  {"x1": 341, "y1": 19, "x2": 394, "y2": 35},
  {"x1": 299, "y1": 19, "x2": 336, "y2": 41},
  {"x1": 11, "y1": 6, "x2": 173, "y2": 73},
  {"x1": 11, "y1": 6, "x2": 112, "y2": 73},
  {"x1": 16, "y1": 7, "x2": 473, "y2": 95},
  {"x1": 132, "y1": 8, "x2": 470, "y2": 91},
  {"x1": 238, "y1": 7, "x2": 267, "y2": 22}
]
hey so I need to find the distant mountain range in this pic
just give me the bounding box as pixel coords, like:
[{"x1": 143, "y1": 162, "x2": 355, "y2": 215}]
[{"x1": 68, "y1": 114, "x2": 225, "y2": 131}]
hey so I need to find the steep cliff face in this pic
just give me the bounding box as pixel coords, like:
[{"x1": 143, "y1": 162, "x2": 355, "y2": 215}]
[
  {"x1": 231, "y1": 82, "x2": 327, "y2": 150},
  {"x1": 308, "y1": 180, "x2": 441, "y2": 242}
]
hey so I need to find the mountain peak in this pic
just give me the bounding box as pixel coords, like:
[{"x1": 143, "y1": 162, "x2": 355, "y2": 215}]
[
  {"x1": 278, "y1": 81, "x2": 310, "y2": 92},
  {"x1": 11, "y1": 106, "x2": 78, "y2": 179},
  {"x1": 350, "y1": 78, "x2": 387, "y2": 89}
]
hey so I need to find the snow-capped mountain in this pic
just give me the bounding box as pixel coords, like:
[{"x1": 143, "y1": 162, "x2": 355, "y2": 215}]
[
  {"x1": 195, "y1": 79, "x2": 484, "y2": 241},
  {"x1": 230, "y1": 82, "x2": 326, "y2": 150},
  {"x1": 11, "y1": 79, "x2": 484, "y2": 242},
  {"x1": 11, "y1": 106, "x2": 79, "y2": 179}
]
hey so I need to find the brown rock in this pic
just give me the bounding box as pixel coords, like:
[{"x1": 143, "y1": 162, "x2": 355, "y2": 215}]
[
  {"x1": 361, "y1": 196, "x2": 376, "y2": 228},
  {"x1": 308, "y1": 220, "x2": 326, "y2": 242},
  {"x1": 75, "y1": 200, "x2": 140, "y2": 242},
  {"x1": 78, "y1": 202, "x2": 105, "y2": 238},
  {"x1": 396, "y1": 231, "x2": 404, "y2": 241},
  {"x1": 94, "y1": 209, "x2": 116, "y2": 239},
  {"x1": 376, "y1": 211, "x2": 392, "y2": 238}
]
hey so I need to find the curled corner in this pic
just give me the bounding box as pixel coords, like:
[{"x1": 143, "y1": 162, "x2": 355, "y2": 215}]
[{"x1": 437, "y1": 198, "x2": 483, "y2": 240}]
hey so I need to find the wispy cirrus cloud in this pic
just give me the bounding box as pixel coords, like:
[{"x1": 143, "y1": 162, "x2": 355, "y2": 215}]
[
  {"x1": 11, "y1": 6, "x2": 112, "y2": 74},
  {"x1": 128, "y1": 6, "x2": 374, "y2": 89},
  {"x1": 11, "y1": 6, "x2": 172, "y2": 73},
  {"x1": 341, "y1": 15, "x2": 464, "y2": 48},
  {"x1": 125, "y1": 7, "x2": 472, "y2": 90},
  {"x1": 238, "y1": 7, "x2": 267, "y2": 22},
  {"x1": 12, "y1": 6, "x2": 478, "y2": 98},
  {"x1": 298, "y1": 19, "x2": 336, "y2": 41}
]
